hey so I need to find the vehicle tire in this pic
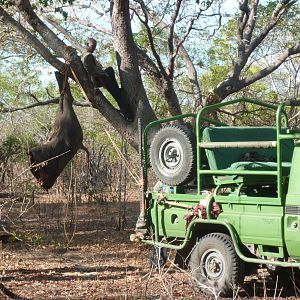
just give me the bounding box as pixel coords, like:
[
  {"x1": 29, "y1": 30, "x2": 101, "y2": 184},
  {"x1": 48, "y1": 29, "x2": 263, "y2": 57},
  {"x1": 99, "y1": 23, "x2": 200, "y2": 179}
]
[
  {"x1": 149, "y1": 125, "x2": 195, "y2": 186},
  {"x1": 269, "y1": 266, "x2": 300, "y2": 289},
  {"x1": 189, "y1": 233, "x2": 244, "y2": 297}
]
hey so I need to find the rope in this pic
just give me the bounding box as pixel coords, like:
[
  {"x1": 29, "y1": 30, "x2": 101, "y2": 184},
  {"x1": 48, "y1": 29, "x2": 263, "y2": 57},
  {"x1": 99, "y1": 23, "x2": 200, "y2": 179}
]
[
  {"x1": 60, "y1": 64, "x2": 71, "y2": 96},
  {"x1": 104, "y1": 129, "x2": 140, "y2": 184},
  {"x1": 64, "y1": 62, "x2": 141, "y2": 185},
  {"x1": 69, "y1": 67, "x2": 90, "y2": 102}
]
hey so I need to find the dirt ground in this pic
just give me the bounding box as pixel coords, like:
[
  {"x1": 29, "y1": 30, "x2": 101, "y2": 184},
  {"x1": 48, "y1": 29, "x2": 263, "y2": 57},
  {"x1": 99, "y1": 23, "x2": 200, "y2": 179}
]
[{"x1": 0, "y1": 194, "x2": 299, "y2": 300}]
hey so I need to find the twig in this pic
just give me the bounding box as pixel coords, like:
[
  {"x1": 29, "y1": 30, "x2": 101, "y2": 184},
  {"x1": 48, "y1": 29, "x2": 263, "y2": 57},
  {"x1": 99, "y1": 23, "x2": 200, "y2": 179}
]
[
  {"x1": 1, "y1": 225, "x2": 22, "y2": 241},
  {"x1": 143, "y1": 266, "x2": 154, "y2": 299},
  {"x1": 104, "y1": 129, "x2": 140, "y2": 184},
  {"x1": 12, "y1": 150, "x2": 71, "y2": 183},
  {"x1": 0, "y1": 282, "x2": 30, "y2": 300},
  {"x1": 63, "y1": 162, "x2": 78, "y2": 248}
]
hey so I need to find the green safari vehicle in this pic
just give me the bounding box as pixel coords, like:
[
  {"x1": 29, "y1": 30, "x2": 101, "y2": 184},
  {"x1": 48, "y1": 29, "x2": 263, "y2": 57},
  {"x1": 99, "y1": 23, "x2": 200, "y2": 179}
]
[{"x1": 135, "y1": 98, "x2": 300, "y2": 296}]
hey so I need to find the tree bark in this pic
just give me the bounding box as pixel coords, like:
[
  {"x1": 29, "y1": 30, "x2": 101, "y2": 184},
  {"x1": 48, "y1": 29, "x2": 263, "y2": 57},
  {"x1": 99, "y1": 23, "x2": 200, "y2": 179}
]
[
  {"x1": 207, "y1": 0, "x2": 300, "y2": 104},
  {"x1": 1, "y1": 0, "x2": 300, "y2": 149},
  {"x1": 7, "y1": 0, "x2": 158, "y2": 149},
  {"x1": 111, "y1": 0, "x2": 157, "y2": 133}
]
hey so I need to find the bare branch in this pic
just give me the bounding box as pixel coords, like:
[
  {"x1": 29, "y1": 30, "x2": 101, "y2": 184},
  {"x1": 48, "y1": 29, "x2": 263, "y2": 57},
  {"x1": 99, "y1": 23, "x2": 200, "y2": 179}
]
[
  {"x1": 136, "y1": 47, "x2": 161, "y2": 78},
  {"x1": 243, "y1": 0, "x2": 258, "y2": 44},
  {"x1": 139, "y1": 5, "x2": 203, "y2": 109},
  {"x1": 15, "y1": 0, "x2": 70, "y2": 60},
  {"x1": 43, "y1": 16, "x2": 85, "y2": 52},
  {"x1": 248, "y1": 0, "x2": 297, "y2": 54},
  {"x1": 244, "y1": 42, "x2": 300, "y2": 86},
  {"x1": 68, "y1": 17, "x2": 112, "y2": 36},
  {"x1": 212, "y1": 0, "x2": 300, "y2": 102},
  {"x1": 167, "y1": 0, "x2": 182, "y2": 78},
  {"x1": 0, "y1": 54, "x2": 23, "y2": 60},
  {"x1": 237, "y1": 0, "x2": 250, "y2": 46},
  {"x1": 0, "y1": 97, "x2": 90, "y2": 113},
  {"x1": 174, "y1": 1, "x2": 216, "y2": 61},
  {"x1": 132, "y1": 0, "x2": 167, "y2": 78}
]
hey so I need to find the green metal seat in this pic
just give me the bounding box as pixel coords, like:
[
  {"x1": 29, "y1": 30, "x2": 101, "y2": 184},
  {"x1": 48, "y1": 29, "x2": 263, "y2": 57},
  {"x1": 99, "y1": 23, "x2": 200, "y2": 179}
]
[
  {"x1": 228, "y1": 161, "x2": 291, "y2": 176},
  {"x1": 202, "y1": 127, "x2": 294, "y2": 187}
]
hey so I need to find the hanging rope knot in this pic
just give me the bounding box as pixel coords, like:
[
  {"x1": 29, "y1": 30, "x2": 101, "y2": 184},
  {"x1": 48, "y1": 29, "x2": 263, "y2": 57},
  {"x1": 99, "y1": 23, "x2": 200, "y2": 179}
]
[
  {"x1": 59, "y1": 63, "x2": 70, "y2": 96},
  {"x1": 63, "y1": 45, "x2": 77, "y2": 60},
  {"x1": 61, "y1": 63, "x2": 70, "y2": 76},
  {"x1": 61, "y1": 45, "x2": 77, "y2": 74}
]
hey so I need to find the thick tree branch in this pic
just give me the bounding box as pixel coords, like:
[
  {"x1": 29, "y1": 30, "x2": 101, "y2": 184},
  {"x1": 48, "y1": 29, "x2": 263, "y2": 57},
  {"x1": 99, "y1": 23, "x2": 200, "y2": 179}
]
[
  {"x1": 214, "y1": 42, "x2": 300, "y2": 100},
  {"x1": 147, "y1": 12, "x2": 203, "y2": 109},
  {"x1": 0, "y1": 7, "x2": 66, "y2": 72},
  {"x1": 136, "y1": 47, "x2": 162, "y2": 78},
  {"x1": 111, "y1": 0, "x2": 157, "y2": 144},
  {"x1": 167, "y1": 0, "x2": 182, "y2": 78},
  {"x1": 132, "y1": 0, "x2": 183, "y2": 116},
  {"x1": 243, "y1": 0, "x2": 258, "y2": 44},
  {"x1": 231, "y1": 0, "x2": 294, "y2": 83},
  {"x1": 247, "y1": 0, "x2": 296, "y2": 54},
  {"x1": 237, "y1": 0, "x2": 250, "y2": 45},
  {"x1": 237, "y1": 0, "x2": 250, "y2": 46},
  {"x1": 12, "y1": 0, "x2": 141, "y2": 148},
  {"x1": 212, "y1": 0, "x2": 299, "y2": 103},
  {"x1": 14, "y1": 0, "x2": 71, "y2": 59},
  {"x1": 134, "y1": 1, "x2": 203, "y2": 111},
  {"x1": 243, "y1": 43, "x2": 300, "y2": 86}
]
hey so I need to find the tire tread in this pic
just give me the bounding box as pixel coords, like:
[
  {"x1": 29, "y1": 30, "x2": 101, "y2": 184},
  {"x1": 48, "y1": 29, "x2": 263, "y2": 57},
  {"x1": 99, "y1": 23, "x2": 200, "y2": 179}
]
[
  {"x1": 149, "y1": 124, "x2": 195, "y2": 186},
  {"x1": 189, "y1": 233, "x2": 244, "y2": 296}
]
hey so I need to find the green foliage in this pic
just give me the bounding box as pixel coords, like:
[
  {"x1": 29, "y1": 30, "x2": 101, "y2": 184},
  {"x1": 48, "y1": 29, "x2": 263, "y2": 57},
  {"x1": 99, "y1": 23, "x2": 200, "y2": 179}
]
[
  {"x1": 200, "y1": 0, "x2": 300, "y2": 100},
  {"x1": 0, "y1": 134, "x2": 22, "y2": 163},
  {"x1": 0, "y1": 133, "x2": 37, "y2": 164},
  {"x1": 0, "y1": 0, "x2": 13, "y2": 7},
  {"x1": 0, "y1": 57, "x2": 55, "y2": 108},
  {"x1": 134, "y1": 25, "x2": 168, "y2": 54},
  {"x1": 0, "y1": 0, "x2": 74, "y2": 6},
  {"x1": 0, "y1": 0, "x2": 75, "y2": 20},
  {"x1": 207, "y1": 19, "x2": 237, "y2": 66}
]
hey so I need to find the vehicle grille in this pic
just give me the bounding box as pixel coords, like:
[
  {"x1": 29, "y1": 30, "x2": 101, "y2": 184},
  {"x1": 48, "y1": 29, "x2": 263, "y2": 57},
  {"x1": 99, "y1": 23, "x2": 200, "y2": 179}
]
[{"x1": 285, "y1": 206, "x2": 300, "y2": 215}]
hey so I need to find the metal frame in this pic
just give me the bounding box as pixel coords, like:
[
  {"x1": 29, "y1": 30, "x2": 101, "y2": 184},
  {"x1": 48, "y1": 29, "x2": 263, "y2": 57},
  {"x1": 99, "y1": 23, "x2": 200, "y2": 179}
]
[{"x1": 140, "y1": 98, "x2": 300, "y2": 267}]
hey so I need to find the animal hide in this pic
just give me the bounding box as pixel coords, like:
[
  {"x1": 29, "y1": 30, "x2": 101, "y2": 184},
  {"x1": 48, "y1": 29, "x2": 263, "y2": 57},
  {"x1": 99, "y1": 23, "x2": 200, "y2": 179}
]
[{"x1": 29, "y1": 72, "x2": 86, "y2": 190}]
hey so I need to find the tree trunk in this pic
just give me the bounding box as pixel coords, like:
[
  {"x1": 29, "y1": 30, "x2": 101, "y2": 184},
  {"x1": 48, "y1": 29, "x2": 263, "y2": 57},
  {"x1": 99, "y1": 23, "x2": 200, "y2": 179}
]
[{"x1": 111, "y1": 0, "x2": 157, "y2": 134}]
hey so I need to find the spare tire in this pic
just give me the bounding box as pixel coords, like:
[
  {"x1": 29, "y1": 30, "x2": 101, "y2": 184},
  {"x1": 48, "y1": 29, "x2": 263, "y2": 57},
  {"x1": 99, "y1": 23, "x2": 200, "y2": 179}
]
[{"x1": 149, "y1": 125, "x2": 195, "y2": 186}]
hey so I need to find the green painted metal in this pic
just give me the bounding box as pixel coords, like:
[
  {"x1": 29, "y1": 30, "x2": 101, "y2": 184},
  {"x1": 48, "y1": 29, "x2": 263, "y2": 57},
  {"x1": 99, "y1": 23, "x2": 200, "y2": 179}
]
[
  {"x1": 199, "y1": 169, "x2": 277, "y2": 175},
  {"x1": 279, "y1": 133, "x2": 300, "y2": 140},
  {"x1": 142, "y1": 218, "x2": 300, "y2": 267},
  {"x1": 286, "y1": 146, "x2": 300, "y2": 202},
  {"x1": 276, "y1": 103, "x2": 285, "y2": 200},
  {"x1": 140, "y1": 97, "x2": 300, "y2": 268},
  {"x1": 218, "y1": 203, "x2": 284, "y2": 246},
  {"x1": 196, "y1": 98, "x2": 289, "y2": 196},
  {"x1": 284, "y1": 146, "x2": 300, "y2": 258},
  {"x1": 215, "y1": 195, "x2": 281, "y2": 205},
  {"x1": 142, "y1": 113, "x2": 196, "y2": 232}
]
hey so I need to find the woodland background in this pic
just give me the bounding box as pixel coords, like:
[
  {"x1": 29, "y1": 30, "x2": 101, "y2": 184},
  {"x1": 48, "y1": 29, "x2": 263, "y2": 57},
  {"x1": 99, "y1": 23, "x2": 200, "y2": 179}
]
[{"x1": 0, "y1": 0, "x2": 300, "y2": 299}]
